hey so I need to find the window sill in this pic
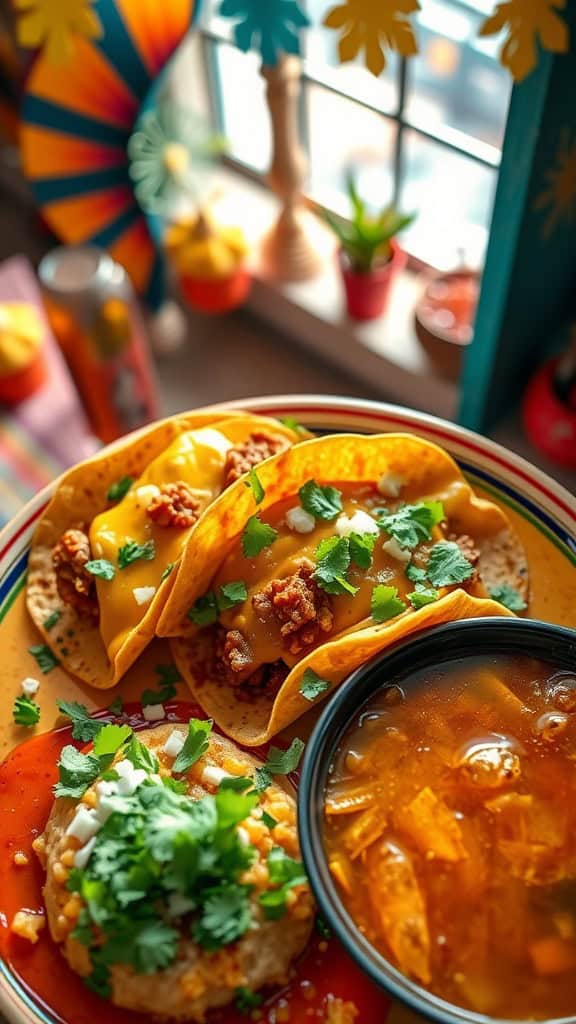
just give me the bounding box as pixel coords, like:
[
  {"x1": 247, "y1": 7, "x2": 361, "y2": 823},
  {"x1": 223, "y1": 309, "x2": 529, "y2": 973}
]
[{"x1": 207, "y1": 168, "x2": 459, "y2": 419}]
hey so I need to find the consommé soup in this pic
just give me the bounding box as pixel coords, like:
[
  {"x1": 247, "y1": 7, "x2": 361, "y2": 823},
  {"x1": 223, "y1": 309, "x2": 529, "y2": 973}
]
[{"x1": 324, "y1": 656, "x2": 576, "y2": 1020}]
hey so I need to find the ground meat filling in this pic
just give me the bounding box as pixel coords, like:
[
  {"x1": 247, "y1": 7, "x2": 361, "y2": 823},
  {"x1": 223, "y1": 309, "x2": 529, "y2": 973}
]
[
  {"x1": 223, "y1": 431, "x2": 290, "y2": 487},
  {"x1": 449, "y1": 533, "x2": 480, "y2": 567},
  {"x1": 214, "y1": 626, "x2": 287, "y2": 698},
  {"x1": 52, "y1": 528, "x2": 98, "y2": 620},
  {"x1": 252, "y1": 565, "x2": 334, "y2": 655},
  {"x1": 147, "y1": 481, "x2": 202, "y2": 529}
]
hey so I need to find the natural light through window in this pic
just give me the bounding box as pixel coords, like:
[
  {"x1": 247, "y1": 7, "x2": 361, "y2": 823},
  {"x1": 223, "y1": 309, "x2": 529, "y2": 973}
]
[{"x1": 199, "y1": 0, "x2": 512, "y2": 269}]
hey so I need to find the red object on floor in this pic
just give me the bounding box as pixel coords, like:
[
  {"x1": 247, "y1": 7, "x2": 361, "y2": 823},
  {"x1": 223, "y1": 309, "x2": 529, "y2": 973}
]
[
  {"x1": 179, "y1": 266, "x2": 252, "y2": 314},
  {"x1": 522, "y1": 357, "x2": 576, "y2": 469},
  {"x1": 0, "y1": 348, "x2": 47, "y2": 405},
  {"x1": 340, "y1": 239, "x2": 405, "y2": 321}
]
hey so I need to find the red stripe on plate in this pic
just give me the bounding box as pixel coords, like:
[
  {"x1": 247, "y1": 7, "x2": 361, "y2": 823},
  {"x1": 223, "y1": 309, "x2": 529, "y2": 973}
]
[{"x1": 0, "y1": 502, "x2": 48, "y2": 562}]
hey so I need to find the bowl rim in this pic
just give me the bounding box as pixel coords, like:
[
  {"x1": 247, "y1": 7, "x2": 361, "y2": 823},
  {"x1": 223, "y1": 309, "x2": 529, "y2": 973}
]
[{"x1": 298, "y1": 616, "x2": 576, "y2": 1024}]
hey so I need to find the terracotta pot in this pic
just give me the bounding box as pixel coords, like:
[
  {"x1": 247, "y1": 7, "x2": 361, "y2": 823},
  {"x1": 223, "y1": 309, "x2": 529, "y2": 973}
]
[
  {"x1": 179, "y1": 266, "x2": 252, "y2": 315},
  {"x1": 414, "y1": 269, "x2": 479, "y2": 380},
  {"x1": 0, "y1": 349, "x2": 47, "y2": 405},
  {"x1": 340, "y1": 239, "x2": 405, "y2": 321}
]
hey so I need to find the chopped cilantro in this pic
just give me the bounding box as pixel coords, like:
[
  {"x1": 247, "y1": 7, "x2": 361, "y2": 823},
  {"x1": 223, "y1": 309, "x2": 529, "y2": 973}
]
[
  {"x1": 188, "y1": 591, "x2": 219, "y2": 626},
  {"x1": 258, "y1": 846, "x2": 307, "y2": 919},
  {"x1": 173, "y1": 718, "x2": 213, "y2": 774},
  {"x1": 313, "y1": 535, "x2": 357, "y2": 596},
  {"x1": 85, "y1": 559, "x2": 116, "y2": 581},
  {"x1": 244, "y1": 467, "x2": 265, "y2": 503},
  {"x1": 28, "y1": 644, "x2": 59, "y2": 674},
  {"x1": 117, "y1": 538, "x2": 155, "y2": 570},
  {"x1": 192, "y1": 883, "x2": 253, "y2": 950},
  {"x1": 405, "y1": 563, "x2": 427, "y2": 584},
  {"x1": 279, "y1": 415, "x2": 306, "y2": 434},
  {"x1": 219, "y1": 580, "x2": 248, "y2": 610},
  {"x1": 377, "y1": 500, "x2": 445, "y2": 550},
  {"x1": 219, "y1": 776, "x2": 254, "y2": 793},
  {"x1": 108, "y1": 696, "x2": 123, "y2": 715},
  {"x1": 300, "y1": 668, "x2": 330, "y2": 702},
  {"x1": 408, "y1": 586, "x2": 440, "y2": 609},
  {"x1": 141, "y1": 664, "x2": 181, "y2": 706},
  {"x1": 349, "y1": 531, "x2": 376, "y2": 569},
  {"x1": 261, "y1": 810, "x2": 278, "y2": 830},
  {"x1": 316, "y1": 914, "x2": 332, "y2": 939},
  {"x1": 235, "y1": 987, "x2": 263, "y2": 1014},
  {"x1": 241, "y1": 514, "x2": 278, "y2": 558},
  {"x1": 255, "y1": 738, "x2": 305, "y2": 791},
  {"x1": 371, "y1": 584, "x2": 407, "y2": 623},
  {"x1": 107, "y1": 476, "x2": 134, "y2": 502},
  {"x1": 56, "y1": 700, "x2": 107, "y2": 741},
  {"x1": 124, "y1": 735, "x2": 159, "y2": 773},
  {"x1": 426, "y1": 540, "x2": 474, "y2": 587},
  {"x1": 54, "y1": 745, "x2": 101, "y2": 799},
  {"x1": 161, "y1": 562, "x2": 175, "y2": 582},
  {"x1": 299, "y1": 480, "x2": 343, "y2": 521},
  {"x1": 489, "y1": 583, "x2": 527, "y2": 612},
  {"x1": 13, "y1": 694, "x2": 40, "y2": 727},
  {"x1": 43, "y1": 609, "x2": 61, "y2": 631},
  {"x1": 93, "y1": 723, "x2": 132, "y2": 759}
]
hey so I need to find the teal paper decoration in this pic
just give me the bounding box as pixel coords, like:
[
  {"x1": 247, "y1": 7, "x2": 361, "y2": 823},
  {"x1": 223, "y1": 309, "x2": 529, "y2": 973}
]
[{"x1": 218, "y1": 0, "x2": 310, "y2": 66}]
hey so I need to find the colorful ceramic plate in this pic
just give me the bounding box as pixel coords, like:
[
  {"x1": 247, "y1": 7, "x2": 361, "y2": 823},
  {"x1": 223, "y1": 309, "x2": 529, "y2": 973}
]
[{"x1": 0, "y1": 396, "x2": 575, "y2": 1024}]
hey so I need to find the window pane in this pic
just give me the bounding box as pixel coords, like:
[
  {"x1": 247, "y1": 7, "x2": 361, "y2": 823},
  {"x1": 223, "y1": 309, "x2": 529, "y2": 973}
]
[
  {"x1": 306, "y1": 85, "x2": 396, "y2": 215},
  {"x1": 405, "y1": 0, "x2": 511, "y2": 151},
  {"x1": 399, "y1": 130, "x2": 497, "y2": 268},
  {"x1": 212, "y1": 43, "x2": 271, "y2": 174},
  {"x1": 303, "y1": 0, "x2": 398, "y2": 114}
]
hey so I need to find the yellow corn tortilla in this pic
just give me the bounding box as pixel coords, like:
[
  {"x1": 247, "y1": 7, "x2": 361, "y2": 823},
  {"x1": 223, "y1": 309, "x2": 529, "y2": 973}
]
[
  {"x1": 158, "y1": 433, "x2": 528, "y2": 745},
  {"x1": 27, "y1": 412, "x2": 302, "y2": 688}
]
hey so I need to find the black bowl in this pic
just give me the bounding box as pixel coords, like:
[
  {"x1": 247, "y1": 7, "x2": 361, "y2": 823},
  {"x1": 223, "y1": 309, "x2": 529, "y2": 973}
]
[{"x1": 298, "y1": 617, "x2": 576, "y2": 1024}]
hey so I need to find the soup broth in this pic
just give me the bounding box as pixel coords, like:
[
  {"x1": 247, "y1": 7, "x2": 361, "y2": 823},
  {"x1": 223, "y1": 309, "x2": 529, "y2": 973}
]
[{"x1": 324, "y1": 656, "x2": 576, "y2": 1020}]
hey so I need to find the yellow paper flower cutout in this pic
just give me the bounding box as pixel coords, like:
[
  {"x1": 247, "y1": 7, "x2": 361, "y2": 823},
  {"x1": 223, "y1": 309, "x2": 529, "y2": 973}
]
[
  {"x1": 323, "y1": 0, "x2": 420, "y2": 78},
  {"x1": 534, "y1": 127, "x2": 576, "y2": 239},
  {"x1": 479, "y1": 0, "x2": 569, "y2": 83},
  {"x1": 15, "y1": 0, "x2": 103, "y2": 65}
]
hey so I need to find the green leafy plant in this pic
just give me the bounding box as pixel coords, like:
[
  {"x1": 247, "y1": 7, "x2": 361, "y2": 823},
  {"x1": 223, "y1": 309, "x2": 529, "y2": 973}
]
[{"x1": 324, "y1": 173, "x2": 415, "y2": 273}]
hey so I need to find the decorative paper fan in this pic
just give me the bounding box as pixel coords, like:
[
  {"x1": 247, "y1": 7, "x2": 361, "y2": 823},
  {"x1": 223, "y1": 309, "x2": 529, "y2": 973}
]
[{"x1": 20, "y1": 0, "x2": 197, "y2": 308}]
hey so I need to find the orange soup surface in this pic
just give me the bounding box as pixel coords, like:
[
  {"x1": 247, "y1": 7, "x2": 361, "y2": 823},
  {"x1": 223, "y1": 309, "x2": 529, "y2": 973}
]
[{"x1": 324, "y1": 657, "x2": 576, "y2": 1020}]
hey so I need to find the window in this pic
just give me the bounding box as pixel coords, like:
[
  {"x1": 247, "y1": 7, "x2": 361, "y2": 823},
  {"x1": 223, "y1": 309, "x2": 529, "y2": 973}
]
[{"x1": 198, "y1": 0, "x2": 511, "y2": 269}]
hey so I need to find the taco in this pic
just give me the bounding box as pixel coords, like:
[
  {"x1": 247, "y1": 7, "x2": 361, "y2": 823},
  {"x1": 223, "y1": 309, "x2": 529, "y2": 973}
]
[
  {"x1": 27, "y1": 411, "x2": 303, "y2": 688},
  {"x1": 158, "y1": 433, "x2": 529, "y2": 745}
]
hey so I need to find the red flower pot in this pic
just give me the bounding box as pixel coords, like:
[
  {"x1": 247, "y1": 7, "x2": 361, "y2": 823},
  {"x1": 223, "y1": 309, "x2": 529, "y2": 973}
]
[
  {"x1": 179, "y1": 266, "x2": 252, "y2": 315},
  {"x1": 522, "y1": 357, "x2": 576, "y2": 469},
  {"x1": 340, "y1": 239, "x2": 405, "y2": 321},
  {"x1": 0, "y1": 349, "x2": 47, "y2": 405}
]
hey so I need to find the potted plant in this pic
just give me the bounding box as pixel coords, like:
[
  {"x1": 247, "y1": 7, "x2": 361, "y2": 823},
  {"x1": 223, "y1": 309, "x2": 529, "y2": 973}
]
[{"x1": 325, "y1": 174, "x2": 415, "y2": 321}]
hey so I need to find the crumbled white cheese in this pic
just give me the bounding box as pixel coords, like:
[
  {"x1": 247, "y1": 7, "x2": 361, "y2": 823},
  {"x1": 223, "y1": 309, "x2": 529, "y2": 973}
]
[
  {"x1": 201, "y1": 764, "x2": 233, "y2": 788},
  {"x1": 286, "y1": 506, "x2": 316, "y2": 533},
  {"x1": 65, "y1": 806, "x2": 101, "y2": 843},
  {"x1": 95, "y1": 779, "x2": 117, "y2": 798},
  {"x1": 163, "y1": 729, "x2": 186, "y2": 758},
  {"x1": 114, "y1": 758, "x2": 148, "y2": 795},
  {"x1": 135, "y1": 484, "x2": 160, "y2": 504},
  {"x1": 335, "y1": 510, "x2": 379, "y2": 537},
  {"x1": 133, "y1": 586, "x2": 156, "y2": 607},
  {"x1": 21, "y1": 676, "x2": 40, "y2": 696},
  {"x1": 142, "y1": 702, "x2": 165, "y2": 722},
  {"x1": 94, "y1": 793, "x2": 118, "y2": 825},
  {"x1": 237, "y1": 826, "x2": 250, "y2": 847},
  {"x1": 73, "y1": 836, "x2": 97, "y2": 870},
  {"x1": 382, "y1": 537, "x2": 411, "y2": 563},
  {"x1": 377, "y1": 472, "x2": 404, "y2": 498}
]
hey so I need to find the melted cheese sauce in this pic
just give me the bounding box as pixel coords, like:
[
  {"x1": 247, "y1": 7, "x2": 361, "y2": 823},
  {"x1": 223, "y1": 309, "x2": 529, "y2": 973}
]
[{"x1": 90, "y1": 428, "x2": 235, "y2": 661}]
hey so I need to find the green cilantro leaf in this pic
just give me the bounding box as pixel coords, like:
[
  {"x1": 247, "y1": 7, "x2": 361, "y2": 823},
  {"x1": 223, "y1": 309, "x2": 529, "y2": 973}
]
[
  {"x1": 299, "y1": 479, "x2": 343, "y2": 522},
  {"x1": 405, "y1": 563, "x2": 427, "y2": 584},
  {"x1": 188, "y1": 591, "x2": 219, "y2": 626},
  {"x1": 54, "y1": 745, "x2": 101, "y2": 799},
  {"x1": 85, "y1": 559, "x2": 116, "y2": 581},
  {"x1": 156, "y1": 664, "x2": 181, "y2": 686},
  {"x1": 279, "y1": 415, "x2": 306, "y2": 434},
  {"x1": 316, "y1": 915, "x2": 332, "y2": 938},
  {"x1": 93, "y1": 723, "x2": 132, "y2": 759},
  {"x1": 313, "y1": 536, "x2": 357, "y2": 596},
  {"x1": 107, "y1": 476, "x2": 134, "y2": 502},
  {"x1": 261, "y1": 811, "x2": 278, "y2": 830},
  {"x1": 241, "y1": 514, "x2": 278, "y2": 558},
  {"x1": 244, "y1": 467, "x2": 265, "y2": 503},
  {"x1": 173, "y1": 718, "x2": 213, "y2": 774},
  {"x1": 219, "y1": 580, "x2": 248, "y2": 610},
  {"x1": 161, "y1": 562, "x2": 175, "y2": 582},
  {"x1": 408, "y1": 586, "x2": 440, "y2": 609},
  {"x1": 300, "y1": 668, "x2": 330, "y2": 702},
  {"x1": 377, "y1": 500, "x2": 445, "y2": 550},
  {"x1": 259, "y1": 847, "x2": 307, "y2": 920},
  {"x1": 56, "y1": 700, "x2": 107, "y2": 741},
  {"x1": 426, "y1": 541, "x2": 474, "y2": 587},
  {"x1": 13, "y1": 694, "x2": 40, "y2": 727},
  {"x1": 43, "y1": 609, "x2": 61, "y2": 631},
  {"x1": 141, "y1": 664, "x2": 180, "y2": 705},
  {"x1": 28, "y1": 644, "x2": 59, "y2": 674},
  {"x1": 255, "y1": 737, "x2": 305, "y2": 790},
  {"x1": 124, "y1": 735, "x2": 159, "y2": 773},
  {"x1": 108, "y1": 696, "x2": 123, "y2": 715},
  {"x1": 235, "y1": 987, "x2": 263, "y2": 1014},
  {"x1": 218, "y1": 776, "x2": 254, "y2": 793},
  {"x1": 371, "y1": 584, "x2": 407, "y2": 623},
  {"x1": 130, "y1": 920, "x2": 180, "y2": 974},
  {"x1": 192, "y1": 883, "x2": 253, "y2": 951},
  {"x1": 489, "y1": 583, "x2": 527, "y2": 612},
  {"x1": 349, "y1": 531, "x2": 376, "y2": 569},
  {"x1": 118, "y1": 539, "x2": 155, "y2": 570},
  {"x1": 215, "y1": 786, "x2": 259, "y2": 830}
]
